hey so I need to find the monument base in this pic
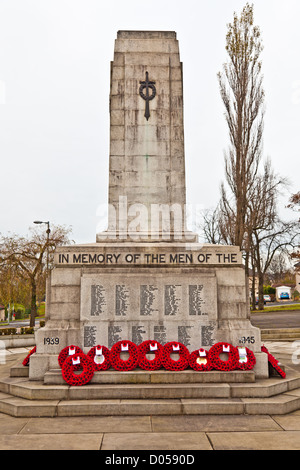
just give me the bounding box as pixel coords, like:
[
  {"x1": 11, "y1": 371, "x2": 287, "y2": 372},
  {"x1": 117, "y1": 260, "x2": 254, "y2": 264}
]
[
  {"x1": 4, "y1": 360, "x2": 300, "y2": 418},
  {"x1": 29, "y1": 242, "x2": 269, "y2": 380}
]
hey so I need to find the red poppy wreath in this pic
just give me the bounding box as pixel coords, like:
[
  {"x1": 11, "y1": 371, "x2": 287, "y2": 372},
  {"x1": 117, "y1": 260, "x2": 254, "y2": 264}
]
[
  {"x1": 61, "y1": 353, "x2": 95, "y2": 386},
  {"x1": 58, "y1": 345, "x2": 83, "y2": 370},
  {"x1": 160, "y1": 341, "x2": 190, "y2": 371},
  {"x1": 87, "y1": 345, "x2": 111, "y2": 371},
  {"x1": 138, "y1": 340, "x2": 163, "y2": 370},
  {"x1": 236, "y1": 346, "x2": 256, "y2": 370},
  {"x1": 261, "y1": 345, "x2": 286, "y2": 378},
  {"x1": 22, "y1": 346, "x2": 36, "y2": 366},
  {"x1": 209, "y1": 342, "x2": 239, "y2": 371},
  {"x1": 189, "y1": 348, "x2": 212, "y2": 371},
  {"x1": 110, "y1": 340, "x2": 139, "y2": 371}
]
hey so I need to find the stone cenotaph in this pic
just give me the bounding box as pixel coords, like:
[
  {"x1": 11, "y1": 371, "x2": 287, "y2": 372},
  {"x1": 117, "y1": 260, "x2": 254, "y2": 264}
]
[{"x1": 30, "y1": 31, "x2": 268, "y2": 380}]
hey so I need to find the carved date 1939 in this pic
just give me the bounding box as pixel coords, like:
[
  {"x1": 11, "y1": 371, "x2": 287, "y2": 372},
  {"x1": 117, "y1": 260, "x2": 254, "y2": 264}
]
[{"x1": 44, "y1": 337, "x2": 60, "y2": 345}]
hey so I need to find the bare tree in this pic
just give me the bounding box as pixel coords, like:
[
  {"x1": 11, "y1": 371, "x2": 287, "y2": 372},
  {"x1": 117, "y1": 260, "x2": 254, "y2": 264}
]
[
  {"x1": 267, "y1": 252, "x2": 293, "y2": 284},
  {"x1": 287, "y1": 191, "x2": 300, "y2": 217},
  {"x1": 211, "y1": 4, "x2": 299, "y2": 312},
  {"x1": 218, "y1": 3, "x2": 265, "y2": 251},
  {"x1": 246, "y1": 162, "x2": 289, "y2": 309},
  {"x1": 0, "y1": 225, "x2": 72, "y2": 327},
  {"x1": 287, "y1": 191, "x2": 300, "y2": 262},
  {"x1": 252, "y1": 219, "x2": 298, "y2": 309},
  {"x1": 201, "y1": 207, "x2": 224, "y2": 244}
]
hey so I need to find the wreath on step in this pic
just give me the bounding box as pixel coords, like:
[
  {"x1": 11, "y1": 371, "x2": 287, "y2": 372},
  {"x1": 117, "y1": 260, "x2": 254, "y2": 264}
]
[
  {"x1": 236, "y1": 346, "x2": 256, "y2": 370},
  {"x1": 58, "y1": 345, "x2": 83, "y2": 370},
  {"x1": 261, "y1": 345, "x2": 286, "y2": 378},
  {"x1": 138, "y1": 340, "x2": 163, "y2": 370},
  {"x1": 61, "y1": 353, "x2": 95, "y2": 386},
  {"x1": 22, "y1": 346, "x2": 36, "y2": 366},
  {"x1": 87, "y1": 345, "x2": 111, "y2": 371},
  {"x1": 189, "y1": 348, "x2": 212, "y2": 371},
  {"x1": 209, "y1": 342, "x2": 239, "y2": 371},
  {"x1": 160, "y1": 341, "x2": 190, "y2": 371},
  {"x1": 109, "y1": 340, "x2": 139, "y2": 371}
]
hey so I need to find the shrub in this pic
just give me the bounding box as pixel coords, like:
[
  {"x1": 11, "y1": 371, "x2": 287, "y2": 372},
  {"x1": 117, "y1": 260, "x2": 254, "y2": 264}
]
[
  {"x1": 264, "y1": 285, "x2": 276, "y2": 295},
  {"x1": 14, "y1": 310, "x2": 25, "y2": 320},
  {"x1": 20, "y1": 327, "x2": 35, "y2": 335},
  {"x1": 0, "y1": 328, "x2": 17, "y2": 335}
]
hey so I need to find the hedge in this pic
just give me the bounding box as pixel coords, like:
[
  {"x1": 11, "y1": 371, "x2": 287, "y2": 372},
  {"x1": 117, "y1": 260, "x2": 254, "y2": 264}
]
[{"x1": 0, "y1": 327, "x2": 35, "y2": 336}]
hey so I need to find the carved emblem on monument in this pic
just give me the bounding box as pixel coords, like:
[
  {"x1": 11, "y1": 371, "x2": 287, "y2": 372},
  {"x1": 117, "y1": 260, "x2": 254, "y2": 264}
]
[{"x1": 139, "y1": 71, "x2": 156, "y2": 120}]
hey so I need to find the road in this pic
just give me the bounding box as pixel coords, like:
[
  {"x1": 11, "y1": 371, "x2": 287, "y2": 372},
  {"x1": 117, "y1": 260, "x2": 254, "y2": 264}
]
[
  {"x1": 264, "y1": 300, "x2": 299, "y2": 307},
  {"x1": 251, "y1": 309, "x2": 300, "y2": 329},
  {"x1": 0, "y1": 319, "x2": 40, "y2": 329}
]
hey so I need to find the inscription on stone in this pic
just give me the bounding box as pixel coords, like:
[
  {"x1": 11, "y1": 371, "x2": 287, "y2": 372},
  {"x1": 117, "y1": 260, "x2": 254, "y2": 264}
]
[
  {"x1": 84, "y1": 325, "x2": 97, "y2": 347},
  {"x1": 132, "y1": 325, "x2": 146, "y2": 345},
  {"x1": 108, "y1": 325, "x2": 123, "y2": 348},
  {"x1": 115, "y1": 285, "x2": 129, "y2": 316},
  {"x1": 91, "y1": 285, "x2": 106, "y2": 316},
  {"x1": 178, "y1": 325, "x2": 193, "y2": 347},
  {"x1": 140, "y1": 285, "x2": 158, "y2": 316},
  {"x1": 189, "y1": 285, "x2": 207, "y2": 315},
  {"x1": 154, "y1": 325, "x2": 167, "y2": 345},
  {"x1": 164, "y1": 285, "x2": 181, "y2": 316},
  {"x1": 56, "y1": 251, "x2": 240, "y2": 266},
  {"x1": 201, "y1": 325, "x2": 214, "y2": 347},
  {"x1": 81, "y1": 274, "x2": 218, "y2": 351}
]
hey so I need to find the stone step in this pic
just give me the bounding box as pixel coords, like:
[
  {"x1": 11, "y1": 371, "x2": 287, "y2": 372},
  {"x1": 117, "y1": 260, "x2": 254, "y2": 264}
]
[
  {"x1": 262, "y1": 333, "x2": 300, "y2": 340},
  {"x1": 1, "y1": 380, "x2": 231, "y2": 400},
  {"x1": 1, "y1": 369, "x2": 300, "y2": 402},
  {"x1": 1, "y1": 392, "x2": 300, "y2": 418},
  {"x1": 1, "y1": 366, "x2": 300, "y2": 417},
  {"x1": 262, "y1": 328, "x2": 300, "y2": 334},
  {"x1": 55, "y1": 394, "x2": 300, "y2": 417},
  {"x1": 261, "y1": 328, "x2": 300, "y2": 341},
  {"x1": 10, "y1": 365, "x2": 29, "y2": 378},
  {"x1": 44, "y1": 368, "x2": 256, "y2": 385}
]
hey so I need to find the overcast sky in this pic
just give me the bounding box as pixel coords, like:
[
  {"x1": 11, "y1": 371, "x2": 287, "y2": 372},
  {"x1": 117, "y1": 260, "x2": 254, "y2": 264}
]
[{"x1": 0, "y1": 0, "x2": 299, "y2": 243}]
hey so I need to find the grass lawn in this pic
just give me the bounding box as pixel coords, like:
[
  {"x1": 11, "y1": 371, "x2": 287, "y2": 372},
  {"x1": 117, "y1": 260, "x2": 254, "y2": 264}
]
[{"x1": 252, "y1": 303, "x2": 300, "y2": 313}]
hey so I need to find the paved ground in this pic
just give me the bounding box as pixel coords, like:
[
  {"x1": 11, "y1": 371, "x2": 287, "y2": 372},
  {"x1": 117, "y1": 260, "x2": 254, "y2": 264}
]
[{"x1": 1, "y1": 344, "x2": 300, "y2": 451}]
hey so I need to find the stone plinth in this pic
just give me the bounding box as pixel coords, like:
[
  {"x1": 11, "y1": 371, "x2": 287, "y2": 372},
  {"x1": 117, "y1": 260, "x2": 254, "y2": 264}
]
[{"x1": 30, "y1": 243, "x2": 267, "y2": 379}]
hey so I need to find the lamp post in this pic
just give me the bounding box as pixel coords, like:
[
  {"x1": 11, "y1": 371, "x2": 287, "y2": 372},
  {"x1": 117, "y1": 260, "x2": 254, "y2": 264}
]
[
  {"x1": 34, "y1": 221, "x2": 51, "y2": 323},
  {"x1": 33, "y1": 221, "x2": 51, "y2": 273}
]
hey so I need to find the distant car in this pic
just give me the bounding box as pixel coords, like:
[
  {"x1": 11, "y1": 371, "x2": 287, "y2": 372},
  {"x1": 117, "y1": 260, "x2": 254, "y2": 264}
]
[
  {"x1": 280, "y1": 292, "x2": 290, "y2": 299},
  {"x1": 256, "y1": 296, "x2": 266, "y2": 305},
  {"x1": 264, "y1": 295, "x2": 271, "y2": 302}
]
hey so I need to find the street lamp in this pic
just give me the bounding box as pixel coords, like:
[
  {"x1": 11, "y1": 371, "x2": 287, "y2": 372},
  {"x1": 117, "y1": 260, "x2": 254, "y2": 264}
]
[{"x1": 33, "y1": 220, "x2": 51, "y2": 273}]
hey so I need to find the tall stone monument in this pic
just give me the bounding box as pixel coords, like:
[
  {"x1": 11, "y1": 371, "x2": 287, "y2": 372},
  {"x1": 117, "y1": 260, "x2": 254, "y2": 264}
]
[
  {"x1": 99, "y1": 30, "x2": 192, "y2": 242},
  {"x1": 30, "y1": 31, "x2": 268, "y2": 380}
]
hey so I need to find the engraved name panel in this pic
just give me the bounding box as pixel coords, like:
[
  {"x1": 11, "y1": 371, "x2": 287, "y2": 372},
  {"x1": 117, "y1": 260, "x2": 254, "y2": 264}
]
[
  {"x1": 164, "y1": 285, "x2": 182, "y2": 316},
  {"x1": 80, "y1": 272, "x2": 218, "y2": 350},
  {"x1": 140, "y1": 285, "x2": 159, "y2": 316},
  {"x1": 116, "y1": 284, "x2": 129, "y2": 316},
  {"x1": 91, "y1": 285, "x2": 107, "y2": 316}
]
